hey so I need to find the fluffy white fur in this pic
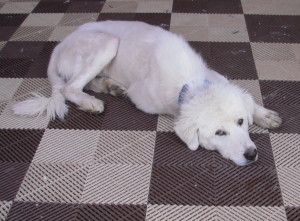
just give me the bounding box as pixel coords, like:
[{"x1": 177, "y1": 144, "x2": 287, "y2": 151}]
[{"x1": 13, "y1": 21, "x2": 282, "y2": 166}]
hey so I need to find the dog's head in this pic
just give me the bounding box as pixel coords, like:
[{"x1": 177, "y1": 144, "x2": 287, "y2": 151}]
[{"x1": 174, "y1": 81, "x2": 257, "y2": 166}]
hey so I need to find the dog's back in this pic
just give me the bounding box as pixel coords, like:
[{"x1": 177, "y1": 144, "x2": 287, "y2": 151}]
[{"x1": 80, "y1": 21, "x2": 208, "y2": 114}]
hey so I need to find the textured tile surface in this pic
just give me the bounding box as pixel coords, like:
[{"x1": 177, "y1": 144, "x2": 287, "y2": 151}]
[
  {"x1": 0, "y1": 201, "x2": 12, "y2": 221},
  {"x1": 0, "y1": 129, "x2": 44, "y2": 163},
  {"x1": 0, "y1": 2, "x2": 38, "y2": 14},
  {"x1": 0, "y1": 78, "x2": 23, "y2": 102},
  {"x1": 285, "y1": 206, "x2": 300, "y2": 221},
  {"x1": 75, "y1": 204, "x2": 147, "y2": 221},
  {"x1": 241, "y1": 0, "x2": 300, "y2": 15},
  {"x1": 277, "y1": 167, "x2": 300, "y2": 206},
  {"x1": 146, "y1": 205, "x2": 216, "y2": 221},
  {"x1": 0, "y1": 162, "x2": 30, "y2": 201},
  {"x1": 172, "y1": 0, "x2": 243, "y2": 14},
  {"x1": 170, "y1": 14, "x2": 249, "y2": 42},
  {"x1": 33, "y1": 129, "x2": 100, "y2": 164},
  {"x1": 15, "y1": 163, "x2": 89, "y2": 203},
  {"x1": 94, "y1": 130, "x2": 156, "y2": 165},
  {"x1": 81, "y1": 163, "x2": 152, "y2": 204},
  {"x1": 270, "y1": 133, "x2": 300, "y2": 167},
  {"x1": 0, "y1": 0, "x2": 299, "y2": 220},
  {"x1": 6, "y1": 201, "x2": 77, "y2": 221}
]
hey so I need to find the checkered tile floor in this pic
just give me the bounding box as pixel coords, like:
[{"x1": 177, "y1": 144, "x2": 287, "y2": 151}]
[{"x1": 0, "y1": 0, "x2": 300, "y2": 220}]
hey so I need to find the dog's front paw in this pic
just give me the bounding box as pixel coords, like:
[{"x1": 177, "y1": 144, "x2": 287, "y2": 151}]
[
  {"x1": 264, "y1": 110, "x2": 282, "y2": 129},
  {"x1": 78, "y1": 97, "x2": 104, "y2": 114},
  {"x1": 254, "y1": 107, "x2": 282, "y2": 129},
  {"x1": 187, "y1": 139, "x2": 200, "y2": 151}
]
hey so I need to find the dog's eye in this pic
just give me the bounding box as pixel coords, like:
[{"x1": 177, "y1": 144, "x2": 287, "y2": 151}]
[
  {"x1": 215, "y1": 130, "x2": 226, "y2": 136},
  {"x1": 238, "y1": 118, "x2": 243, "y2": 126}
]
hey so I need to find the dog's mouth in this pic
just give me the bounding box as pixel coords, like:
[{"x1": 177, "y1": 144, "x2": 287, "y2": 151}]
[
  {"x1": 236, "y1": 155, "x2": 258, "y2": 166},
  {"x1": 246, "y1": 155, "x2": 258, "y2": 165}
]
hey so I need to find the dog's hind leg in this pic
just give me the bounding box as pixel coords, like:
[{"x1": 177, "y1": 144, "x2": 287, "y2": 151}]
[
  {"x1": 85, "y1": 77, "x2": 126, "y2": 96},
  {"x1": 253, "y1": 104, "x2": 282, "y2": 129},
  {"x1": 61, "y1": 33, "x2": 119, "y2": 113}
]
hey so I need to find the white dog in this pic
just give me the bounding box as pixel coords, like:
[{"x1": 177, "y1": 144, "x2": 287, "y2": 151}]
[{"x1": 13, "y1": 21, "x2": 282, "y2": 166}]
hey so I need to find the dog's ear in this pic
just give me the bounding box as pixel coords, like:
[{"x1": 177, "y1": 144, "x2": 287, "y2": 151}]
[
  {"x1": 174, "y1": 119, "x2": 200, "y2": 151},
  {"x1": 242, "y1": 91, "x2": 255, "y2": 125},
  {"x1": 178, "y1": 79, "x2": 211, "y2": 105},
  {"x1": 178, "y1": 84, "x2": 190, "y2": 105}
]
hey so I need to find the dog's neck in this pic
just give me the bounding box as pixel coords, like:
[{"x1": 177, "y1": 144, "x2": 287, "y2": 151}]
[{"x1": 178, "y1": 78, "x2": 212, "y2": 105}]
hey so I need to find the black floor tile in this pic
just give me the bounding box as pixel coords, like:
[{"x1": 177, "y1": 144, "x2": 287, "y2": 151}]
[
  {"x1": 6, "y1": 202, "x2": 77, "y2": 221},
  {"x1": 0, "y1": 129, "x2": 44, "y2": 163},
  {"x1": 245, "y1": 15, "x2": 300, "y2": 43},
  {"x1": 172, "y1": 0, "x2": 243, "y2": 14},
  {"x1": 0, "y1": 162, "x2": 30, "y2": 201}
]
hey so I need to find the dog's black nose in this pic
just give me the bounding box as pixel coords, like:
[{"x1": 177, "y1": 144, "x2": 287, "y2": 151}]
[{"x1": 244, "y1": 148, "x2": 257, "y2": 161}]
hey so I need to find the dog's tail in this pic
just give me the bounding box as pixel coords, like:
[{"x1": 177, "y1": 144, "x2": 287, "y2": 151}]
[{"x1": 13, "y1": 47, "x2": 68, "y2": 120}]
